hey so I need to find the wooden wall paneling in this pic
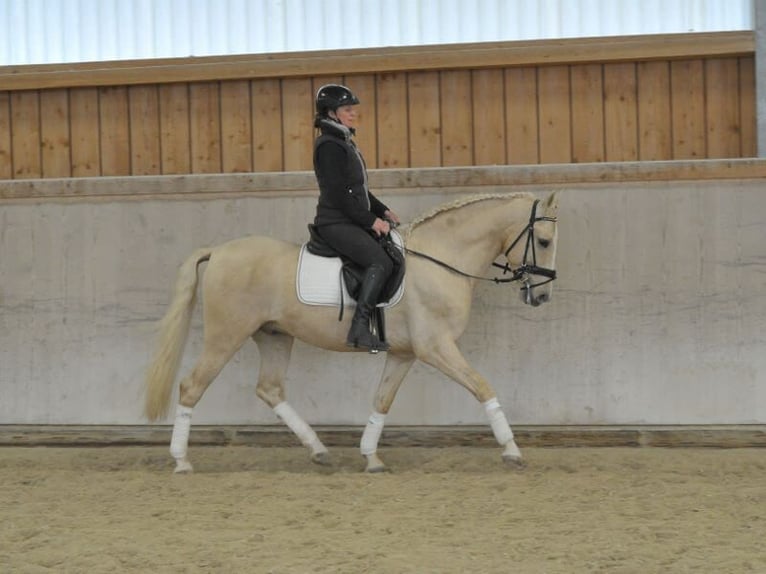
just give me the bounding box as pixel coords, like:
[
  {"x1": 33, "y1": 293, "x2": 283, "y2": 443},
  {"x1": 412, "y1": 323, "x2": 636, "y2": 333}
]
[
  {"x1": 537, "y1": 65, "x2": 572, "y2": 164},
  {"x1": 0, "y1": 92, "x2": 11, "y2": 178},
  {"x1": 670, "y1": 59, "x2": 706, "y2": 159},
  {"x1": 251, "y1": 78, "x2": 283, "y2": 172},
  {"x1": 69, "y1": 88, "x2": 100, "y2": 177},
  {"x1": 220, "y1": 80, "x2": 252, "y2": 173},
  {"x1": 158, "y1": 84, "x2": 191, "y2": 175},
  {"x1": 0, "y1": 31, "x2": 753, "y2": 92},
  {"x1": 570, "y1": 64, "x2": 605, "y2": 163},
  {"x1": 10, "y1": 91, "x2": 42, "y2": 178},
  {"x1": 705, "y1": 58, "x2": 741, "y2": 158},
  {"x1": 376, "y1": 73, "x2": 409, "y2": 168},
  {"x1": 99, "y1": 87, "x2": 130, "y2": 175},
  {"x1": 738, "y1": 56, "x2": 756, "y2": 157},
  {"x1": 637, "y1": 61, "x2": 672, "y2": 160},
  {"x1": 603, "y1": 63, "x2": 638, "y2": 161},
  {"x1": 128, "y1": 85, "x2": 161, "y2": 175},
  {"x1": 407, "y1": 71, "x2": 441, "y2": 167},
  {"x1": 505, "y1": 67, "x2": 539, "y2": 165},
  {"x1": 440, "y1": 70, "x2": 473, "y2": 167},
  {"x1": 40, "y1": 89, "x2": 72, "y2": 177},
  {"x1": 344, "y1": 74, "x2": 378, "y2": 168},
  {"x1": 281, "y1": 78, "x2": 313, "y2": 171},
  {"x1": 189, "y1": 82, "x2": 222, "y2": 173},
  {"x1": 471, "y1": 69, "x2": 506, "y2": 165}
]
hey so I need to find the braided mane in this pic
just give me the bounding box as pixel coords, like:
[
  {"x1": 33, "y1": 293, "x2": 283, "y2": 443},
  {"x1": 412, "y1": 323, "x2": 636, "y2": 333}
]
[{"x1": 407, "y1": 193, "x2": 528, "y2": 237}]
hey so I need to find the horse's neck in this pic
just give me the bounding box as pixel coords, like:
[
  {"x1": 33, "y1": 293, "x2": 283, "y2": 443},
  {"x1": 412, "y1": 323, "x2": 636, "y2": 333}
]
[{"x1": 408, "y1": 196, "x2": 530, "y2": 277}]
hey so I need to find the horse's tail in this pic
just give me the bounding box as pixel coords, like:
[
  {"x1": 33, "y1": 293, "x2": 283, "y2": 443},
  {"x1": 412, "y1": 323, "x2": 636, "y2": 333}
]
[{"x1": 144, "y1": 247, "x2": 212, "y2": 421}]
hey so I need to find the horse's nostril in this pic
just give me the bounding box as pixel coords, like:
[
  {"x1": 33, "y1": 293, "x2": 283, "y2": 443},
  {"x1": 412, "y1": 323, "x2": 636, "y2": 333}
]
[{"x1": 537, "y1": 293, "x2": 549, "y2": 303}]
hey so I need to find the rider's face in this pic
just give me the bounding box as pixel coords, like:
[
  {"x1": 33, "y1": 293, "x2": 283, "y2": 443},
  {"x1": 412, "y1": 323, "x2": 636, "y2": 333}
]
[{"x1": 332, "y1": 105, "x2": 358, "y2": 130}]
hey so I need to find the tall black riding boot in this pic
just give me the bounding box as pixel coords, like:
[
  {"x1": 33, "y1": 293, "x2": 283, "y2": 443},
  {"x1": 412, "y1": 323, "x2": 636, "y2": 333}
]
[{"x1": 346, "y1": 263, "x2": 390, "y2": 352}]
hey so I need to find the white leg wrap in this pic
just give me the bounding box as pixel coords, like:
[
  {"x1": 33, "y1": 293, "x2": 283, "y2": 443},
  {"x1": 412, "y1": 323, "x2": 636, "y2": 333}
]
[
  {"x1": 170, "y1": 404, "x2": 194, "y2": 460},
  {"x1": 360, "y1": 411, "x2": 386, "y2": 456},
  {"x1": 273, "y1": 402, "x2": 324, "y2": 451},
  {"x1": 484, "y1": 397, "x2": 514, "y2": 446}
]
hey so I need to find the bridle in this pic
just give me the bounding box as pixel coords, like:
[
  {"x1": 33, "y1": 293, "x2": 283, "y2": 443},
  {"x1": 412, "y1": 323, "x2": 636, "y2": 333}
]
[{"x1": 404, "y1": 199, "x2": 558, "y2": 298}]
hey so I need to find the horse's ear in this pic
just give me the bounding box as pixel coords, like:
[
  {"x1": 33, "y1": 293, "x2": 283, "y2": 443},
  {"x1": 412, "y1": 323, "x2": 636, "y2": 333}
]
[{"x1": 543, "y1": 191, "x2": 559, "y2": 214}]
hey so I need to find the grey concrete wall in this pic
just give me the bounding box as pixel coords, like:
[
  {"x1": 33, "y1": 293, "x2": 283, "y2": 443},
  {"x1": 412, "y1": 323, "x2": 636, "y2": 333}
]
[{"x1": 2, "y1": 171, "x2": 765, "y2": 426}]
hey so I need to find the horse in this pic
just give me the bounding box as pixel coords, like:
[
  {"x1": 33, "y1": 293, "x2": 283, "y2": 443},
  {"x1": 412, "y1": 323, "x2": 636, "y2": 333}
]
[{"x1": 144, "y1": 191, "x2": 559, "y2": 473}]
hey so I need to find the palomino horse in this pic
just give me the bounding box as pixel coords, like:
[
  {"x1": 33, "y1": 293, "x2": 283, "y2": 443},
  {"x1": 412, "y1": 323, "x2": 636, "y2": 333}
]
[{"x1": 145, "y1": 191, "x2": 559, "y2": 473}]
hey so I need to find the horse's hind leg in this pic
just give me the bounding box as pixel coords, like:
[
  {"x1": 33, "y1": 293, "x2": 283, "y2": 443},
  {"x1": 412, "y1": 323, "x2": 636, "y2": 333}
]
[
  {"x1": 361, "y1": 352, "x2": 416, "y2": 473},
  {"x1": 169, "y1": 336, "x2": 247, "y2": 473},
  {"x1": 169, "y1": 292, "x2": 260, "y2": 474},
  {"x1": 253, "y1": 328, "x2": 330, "y2": 466}
]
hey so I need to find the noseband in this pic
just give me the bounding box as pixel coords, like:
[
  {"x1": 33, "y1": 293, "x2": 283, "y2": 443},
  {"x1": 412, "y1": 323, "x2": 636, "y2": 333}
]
[{"x1": 404, "y1": 199, "x2": 558, "y2": 291}]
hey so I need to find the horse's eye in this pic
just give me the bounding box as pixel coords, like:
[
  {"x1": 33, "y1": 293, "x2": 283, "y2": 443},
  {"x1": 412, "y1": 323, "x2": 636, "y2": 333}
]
[{"x1": 538, "y1": 238, "x2": 550, "y2": 249}]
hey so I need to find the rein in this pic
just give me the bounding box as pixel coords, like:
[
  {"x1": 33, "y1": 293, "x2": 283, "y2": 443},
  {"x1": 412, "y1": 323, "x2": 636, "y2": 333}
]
[{"x1": 404, "y1": 199, "x2": 558, "y2": 290}]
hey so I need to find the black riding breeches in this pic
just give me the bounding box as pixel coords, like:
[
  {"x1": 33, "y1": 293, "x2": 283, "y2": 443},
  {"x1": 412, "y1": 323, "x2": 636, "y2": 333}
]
[{"x1": 316, "y1": 223, "x2": 394, "y2": 278}]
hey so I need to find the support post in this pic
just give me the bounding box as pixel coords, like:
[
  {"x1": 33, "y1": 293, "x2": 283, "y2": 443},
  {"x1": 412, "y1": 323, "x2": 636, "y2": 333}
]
[{"x1": 756, "y1": 0, "x2": 766, "y2": 157}]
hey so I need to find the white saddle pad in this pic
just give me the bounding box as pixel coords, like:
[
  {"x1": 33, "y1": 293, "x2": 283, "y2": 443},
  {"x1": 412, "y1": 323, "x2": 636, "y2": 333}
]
[{"x1": 296, "y1": 230, "x2": 405, "y2": 308}]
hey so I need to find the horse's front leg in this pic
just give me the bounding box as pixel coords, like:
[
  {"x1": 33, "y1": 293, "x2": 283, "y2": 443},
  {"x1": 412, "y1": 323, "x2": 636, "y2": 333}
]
[
  {"x1": 415, "y1": 338, "x2": 525, "y2": 469},
  {"x1": 361, "y1": 352, "x2": 415, "y2": 472}
]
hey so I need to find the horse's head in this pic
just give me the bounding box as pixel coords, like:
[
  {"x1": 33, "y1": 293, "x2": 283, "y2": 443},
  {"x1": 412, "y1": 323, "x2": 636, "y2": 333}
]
[{"x1": 501, "y1": 192, "x2": 559, "y2": 307}]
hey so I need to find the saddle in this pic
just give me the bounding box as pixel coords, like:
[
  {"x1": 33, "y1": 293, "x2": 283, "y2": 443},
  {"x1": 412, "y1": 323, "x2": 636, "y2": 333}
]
[{"x1": 298, "y1": 224, "x2": 406, "y2": 342}]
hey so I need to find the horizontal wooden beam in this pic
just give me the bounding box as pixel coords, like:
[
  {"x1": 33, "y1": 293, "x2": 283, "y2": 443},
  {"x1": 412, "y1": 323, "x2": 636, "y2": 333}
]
[
  {"x1": 2, "y1": 159, "x2": 765, "y2": 203},
  {"x1": 1, "y1": 424, "x2": 765, "y2": 448},
  {"x1": 0, "y1": 31, "x2": 754, "y2": 91}
]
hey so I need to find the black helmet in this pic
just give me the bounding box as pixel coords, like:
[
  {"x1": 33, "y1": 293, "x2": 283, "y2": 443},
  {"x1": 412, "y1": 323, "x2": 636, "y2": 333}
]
[{"x1": 315, "y1": 84, "x2": 360, "y2": 115}]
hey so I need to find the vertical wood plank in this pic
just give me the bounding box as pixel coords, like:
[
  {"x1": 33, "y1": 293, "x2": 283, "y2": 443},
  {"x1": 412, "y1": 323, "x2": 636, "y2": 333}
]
[
  {"x1": 281, "y1": 78, "x2": 313, "y2": 171},
  {"x1": 344, "y1": 74, "x2": 377, "y2": 169},
  {"x1": 739, "y1": 56, "x2": 756, "y2": 157},
  {"x1": 440, "y1": 70, "x2": 473, "y2": 167},
  {"x1": 40, "y1": 89, "x2": 71, "y2": 178},
  {"x1": 376, "y1": 72, "x2": 409, "y2": 168},
  {"x1": 251, "y1": 78, "x2": 283, "y2": 172},
  {"x1": 705, "y1": 57, "x2": 741, "y2": 158},
  {"x1": 0, "y1": 92, "x2": 11, "y2": 179},
  {"x1": 637, "y1": 61, "x2": 672, "y2": 160},
  {"x1": 129, "y1": 85, "x2": 161, "y2": 175},
  {"x1": 99, "y1": 86, "x2": 130, "y2": 175},
  {"x1": 69, "y1": 88, "x2": 100, "y2": 177},
  {"x1": 189, "y1": 82, "x2": 222, "y2": 174},
  {"x1": 11, "y1": 91, "x2": 42, "y2": 178},
  {"x1": 538, "y1": 65, "x2": 572, "y2": 164},
  {"x1": 670, "y1": 59, "x2": 706, "y2": 159},
  {"x1": 570, "y1": 64, "x2": 604, "y2": 163},
  {"x1": 220, "y1": 80, "x2": 252, "y2": 173},
  {"x1": 472, "y1": 69, "x2": 505, "y2": 165},
  {"x1": 159, "y1": 84, "x2": 191, "y2": 175},
  {"x1": 604, "y1": 62, "x2": 638, "y2": 161},
  {"x1": 407, "y1": 71, "x2": 441, "y2": 167},
  {"x1": 505, "y1": 67, "x2": 539, "y2": 165}
]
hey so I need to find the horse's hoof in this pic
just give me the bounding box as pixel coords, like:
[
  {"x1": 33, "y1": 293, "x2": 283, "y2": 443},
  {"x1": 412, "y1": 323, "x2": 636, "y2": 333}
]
[
  {"x1": 173, "y1": 459, "x2": 194, "y2": 474},
  {"x1": 502, "y1": 455, "x2": 527, "y2": 470},
  {"x1": 364, "y1": 453, "x2": 388, "y2": 473},
  {"x1": 311, "y1": 451, "x2": 332, "y2": 466}
]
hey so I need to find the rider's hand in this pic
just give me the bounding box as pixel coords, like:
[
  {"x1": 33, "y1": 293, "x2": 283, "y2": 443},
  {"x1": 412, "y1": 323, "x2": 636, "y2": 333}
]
[
  {"x1": 384, "y1": 210, "x2": 401, "y2": 226},
  {"x1": 371, "y1": 217, "x2": 391, "y2": 237}
]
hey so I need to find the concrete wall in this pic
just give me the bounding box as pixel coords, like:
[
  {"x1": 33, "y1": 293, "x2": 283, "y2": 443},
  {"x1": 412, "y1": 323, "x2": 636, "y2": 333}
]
[{"x1": 2, "y1": 164, "x2": 765, "y2": 426}]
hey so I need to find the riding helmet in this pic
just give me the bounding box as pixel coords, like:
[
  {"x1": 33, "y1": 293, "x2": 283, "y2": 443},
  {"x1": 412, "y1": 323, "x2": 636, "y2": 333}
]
[{"x1": 315, "y1": 84, "x2": 360, "y2": 115}]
